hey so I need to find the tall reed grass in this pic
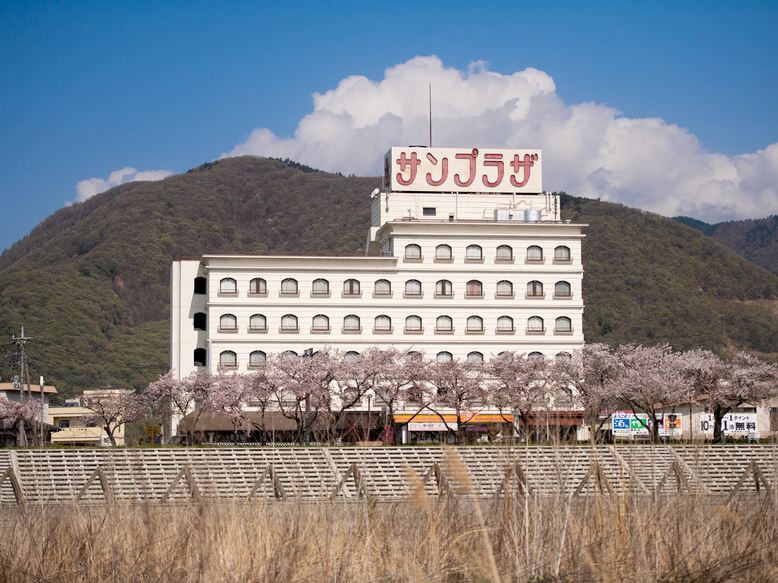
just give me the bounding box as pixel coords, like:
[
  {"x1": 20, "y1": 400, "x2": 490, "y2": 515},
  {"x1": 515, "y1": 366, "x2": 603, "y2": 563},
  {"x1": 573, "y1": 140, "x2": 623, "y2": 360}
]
[{"x1": 1, "y1": 452, "x2": 776, "y2": 582}]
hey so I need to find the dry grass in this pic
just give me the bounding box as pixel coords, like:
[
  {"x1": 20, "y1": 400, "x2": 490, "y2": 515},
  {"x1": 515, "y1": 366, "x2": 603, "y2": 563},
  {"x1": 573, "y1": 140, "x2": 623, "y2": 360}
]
[{"x1": 1, "y1": 454, "x2": 777, "y2": 582}]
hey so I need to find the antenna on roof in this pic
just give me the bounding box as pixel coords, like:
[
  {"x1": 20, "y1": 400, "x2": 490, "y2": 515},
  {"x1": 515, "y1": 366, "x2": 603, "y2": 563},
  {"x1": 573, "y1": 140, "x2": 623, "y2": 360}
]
[{"x1": 429, "y1": 84, "x2": 433, "y2": 148}]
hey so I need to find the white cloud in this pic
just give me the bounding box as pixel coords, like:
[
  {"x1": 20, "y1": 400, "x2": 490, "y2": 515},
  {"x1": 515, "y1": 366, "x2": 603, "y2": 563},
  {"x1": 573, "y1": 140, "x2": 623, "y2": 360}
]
[
  {"x1": 67, "y1": 167, "x2": 173, "y2": 205},
  {"x1": 222, "y1": 55, "x2": 778, "y2": 223}
]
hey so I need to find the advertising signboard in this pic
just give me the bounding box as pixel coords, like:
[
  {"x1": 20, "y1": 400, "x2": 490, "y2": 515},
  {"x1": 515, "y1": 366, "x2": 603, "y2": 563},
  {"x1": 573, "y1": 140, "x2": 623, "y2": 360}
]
[
  {"x1": 612, "y1": 412, "x2": 650, "y2": 436},
  {"x1": 383, "y1": 147, "x2": 542, "y2": 194},
  {"x1": 700, "y1": 413, "x2": 757, "y2": 435},
  {"x1": 612, "y1": 412, "x2": 682, "y2": 437},
  {"x1": 658, "y1": 416, "x2": 682, "y2": 437}
]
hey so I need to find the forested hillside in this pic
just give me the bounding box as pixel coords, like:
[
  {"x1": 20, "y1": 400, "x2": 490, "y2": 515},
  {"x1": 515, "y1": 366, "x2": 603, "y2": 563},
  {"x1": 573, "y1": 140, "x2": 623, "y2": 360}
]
[
  {"x1": 2, "y1": 156, "x2": 777, "y2": 402},
  {"x1": 674, "y1": 215, "x2": 778, "y2": 276},
  {"x1": 565, "y1": 198, "x2": 778, "y2": 355},
  {"x1": 0, "y1": 157, "x2": 376, "y2": 398}
]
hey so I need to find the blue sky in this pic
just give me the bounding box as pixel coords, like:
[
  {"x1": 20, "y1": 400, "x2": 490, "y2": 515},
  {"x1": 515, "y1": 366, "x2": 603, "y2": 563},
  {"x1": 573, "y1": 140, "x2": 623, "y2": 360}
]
[{"x1": 1, "y1": 1, "x2": 777, "y2": 252}]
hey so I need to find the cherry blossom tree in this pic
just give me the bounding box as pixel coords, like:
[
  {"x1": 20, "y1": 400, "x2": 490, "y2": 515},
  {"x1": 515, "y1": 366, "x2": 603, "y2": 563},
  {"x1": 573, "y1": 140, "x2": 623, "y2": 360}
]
[
  {"x1": 270, "y1": 351, "x2": 333, "y2": 445},
  {"x1": 0, "y1": 398, "x2": 43, "y2": 445},
  {"x1": 202, "y1": 370, "x2": 254, "y2": 435},
  {"x1": 245, "y1": 367, "x2": 277, "y2": 445},
  {"x1": 555, "y1": 343, "x2": 621, "y2": 443},
  {"x1": 485, "y1": 352, "x2": 548, "y2": 443},
  {"x1": 427, "y1": 357, "x2": 485, "y2": 444},
  {"x1": 326, "y1": 346, "x2": 386, "y2": 444},
  {"x1": 144, "y1": 370, "x2": 213, "y2": 444},
  {"x1": 372, "y1": 348, "x2": 430, "y2": 443},
  {"x1": 709, "y1": 352, "x2": 778, "y2": 442},
  {"x1": 82, "y1": 387, "x2": 149, "y2": 446},
  {"x1": 0, "y1": 398, "x2": 42, "y2": 428},
  {"x1": 615, "y1": 344, "x2": 690, "y2": 443}
]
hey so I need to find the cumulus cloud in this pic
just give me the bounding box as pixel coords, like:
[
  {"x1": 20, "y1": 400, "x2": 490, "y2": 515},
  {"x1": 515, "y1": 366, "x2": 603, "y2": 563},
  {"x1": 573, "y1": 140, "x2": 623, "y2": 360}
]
[
  {"x1": 67, "y1": 167, "x2": 173, "y2": 205},
  {"x1": 222, "y1": 55, "x2": 778, "y2": 223}
]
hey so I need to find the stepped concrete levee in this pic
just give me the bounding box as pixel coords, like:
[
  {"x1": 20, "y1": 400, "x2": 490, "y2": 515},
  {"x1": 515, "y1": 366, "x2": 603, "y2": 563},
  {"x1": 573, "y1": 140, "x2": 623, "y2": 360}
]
[{"x1": 1, "y1": 445, "x2": 777, "y2": 504}]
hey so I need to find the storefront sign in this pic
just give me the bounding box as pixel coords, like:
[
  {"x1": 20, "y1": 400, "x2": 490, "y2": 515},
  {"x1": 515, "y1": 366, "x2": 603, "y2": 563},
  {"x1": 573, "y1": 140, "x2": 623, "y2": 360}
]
[
  {"x1": 384, "y1": 147, "x2": 542, "y2": 194},
  {"x1": 408, "y1": 422, "x2": 454, "y2": 432}
]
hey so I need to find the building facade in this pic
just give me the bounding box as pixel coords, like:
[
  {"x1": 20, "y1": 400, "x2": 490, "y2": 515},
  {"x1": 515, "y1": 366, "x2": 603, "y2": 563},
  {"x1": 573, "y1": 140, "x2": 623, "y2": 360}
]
[
  {"x1": 48, "y1": 391, "x2": 126, "y2": 446},
  {"x1": 170, "y1": 147, "x2": 587, "y2": 440}
]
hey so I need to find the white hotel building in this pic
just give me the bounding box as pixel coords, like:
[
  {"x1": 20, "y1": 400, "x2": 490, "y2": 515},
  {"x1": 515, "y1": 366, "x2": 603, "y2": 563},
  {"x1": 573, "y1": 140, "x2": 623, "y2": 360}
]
[{"x1": 170, "y1": 147, "x2": 586, "y2": 440}]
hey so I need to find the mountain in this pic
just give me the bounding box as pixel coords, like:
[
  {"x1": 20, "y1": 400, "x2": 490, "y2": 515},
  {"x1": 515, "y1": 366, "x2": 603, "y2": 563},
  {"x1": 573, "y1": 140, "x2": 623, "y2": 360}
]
[
  {"x1": 2, "y1": 156, "x2": 777, "y2": 401},
  {"x1": 0, "y1": 157, "x2": 376, "y2": 398},
  {"x1": 674, "y1": 215, "x2": 778, "y2": 276}
]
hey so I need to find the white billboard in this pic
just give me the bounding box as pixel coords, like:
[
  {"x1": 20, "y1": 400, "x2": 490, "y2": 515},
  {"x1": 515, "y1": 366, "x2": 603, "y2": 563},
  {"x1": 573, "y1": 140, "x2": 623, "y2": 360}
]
[
  {"x1": 700, "y1": 413, "x2": 757, "y2": 435},
  {"x1": 383, "y1": 147, "x2": 542, "y2": 194}
]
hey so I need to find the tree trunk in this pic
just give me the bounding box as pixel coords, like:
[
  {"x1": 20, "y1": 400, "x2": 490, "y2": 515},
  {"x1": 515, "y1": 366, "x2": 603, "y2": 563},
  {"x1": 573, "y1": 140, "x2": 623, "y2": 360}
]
[
  {"x1": 17, "y1": 420, "x2": 27, "y2": 447},
  {"x1": 105, "y1": 425, "x2": 117, "y2": 447},
  {"x1": 713, "y1": 405, "x2": 729, "y2": 444}
]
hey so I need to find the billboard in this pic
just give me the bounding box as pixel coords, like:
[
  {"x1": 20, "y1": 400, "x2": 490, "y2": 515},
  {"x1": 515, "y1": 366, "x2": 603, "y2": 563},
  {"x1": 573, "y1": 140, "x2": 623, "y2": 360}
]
[
  {"x1": 612, "y1": 412, "x2": 682, "y2": 437},
  {"x1": 383, "y1": 147, "x2": 542, "y2": 194},
  {"x1": 700, "y1": 413, "x2": 757, "y2": 435}
]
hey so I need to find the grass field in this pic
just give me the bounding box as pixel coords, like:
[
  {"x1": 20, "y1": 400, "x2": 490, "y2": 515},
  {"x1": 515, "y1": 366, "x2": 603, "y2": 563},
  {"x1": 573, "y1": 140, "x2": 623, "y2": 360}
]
[{"x1": 1, "y1": 450, "x2": 776, "y2": 582}]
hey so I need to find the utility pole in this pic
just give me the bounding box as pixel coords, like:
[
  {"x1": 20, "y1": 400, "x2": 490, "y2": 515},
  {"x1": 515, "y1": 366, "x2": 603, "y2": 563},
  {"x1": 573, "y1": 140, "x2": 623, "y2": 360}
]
[{"x1": 11, "y1": 327, "x2": 36, "y2": 446}]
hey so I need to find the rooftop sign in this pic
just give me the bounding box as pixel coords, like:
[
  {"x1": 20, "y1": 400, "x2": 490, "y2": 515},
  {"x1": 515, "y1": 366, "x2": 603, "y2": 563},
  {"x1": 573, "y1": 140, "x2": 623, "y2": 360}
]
[{"x1": 383, "y1": 147, "x2": 542, "y2": 194}]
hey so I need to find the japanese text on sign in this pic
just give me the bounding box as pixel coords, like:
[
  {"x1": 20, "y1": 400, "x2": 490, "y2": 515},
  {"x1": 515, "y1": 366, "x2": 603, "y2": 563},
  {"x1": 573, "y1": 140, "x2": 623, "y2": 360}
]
[
  {"x1": 700, "y1": 413, "x2": 757, "y2": 435},
  {"x1": 383, "y1": 147, "x2": 542, "y2": 194}
]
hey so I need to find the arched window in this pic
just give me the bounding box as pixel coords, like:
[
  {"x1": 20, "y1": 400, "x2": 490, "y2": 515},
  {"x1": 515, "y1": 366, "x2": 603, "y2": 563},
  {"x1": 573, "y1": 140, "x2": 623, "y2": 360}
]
[
  {"x1": 405, "y1": 315, "x2": 422, "y2": 332},
  {"x1": 467, "y1": 351, "x2": 484, "y2": 364},
  {"x1": 527, "y1": 245, "x2": 543, "y2": 262},
  {"x1": 496, "y1": 245, "x2": 513, "y2": 261},
  {"x1": 466, "y1": 280, "x2": 483, "y2": 296},
  {"x1": 193, "y1": 312, "x2": 206, "y2": 331},
  {"x1": 249, "y1": 314, "x2": 267, "y2": 331},
  {"x1": 555, "y1": 316, "x2": 572, "y2": 333},
  {"x1": 312, "y1": 314, "x2": 330, "y2": 331},
  {"x1": 466, "y1": 245, "x2": 482, "y2": 260},
  {"x1": 527, "y1": 316, "x2": 545, "y2": 332},
  {"x1": 497, "y1": 316, "x2": 514, "y2": 332},
  {"x1": 219, "y1": 350, "x2": 237, "y2": 368},
  {"x1": 374, "y1": 315, "x2": 392, "y2": 331},
  {"x1": 556, "y1": 352, "x2": 572, "y2": 362},
  {"x1": 467, "y1": 316, "x2": 483, "y2": 331},
  {"x1": 343, "y1": 314, "x2": 361, "y2": 331},
  {"x1": 282, "y1": 350, "x2": 298, "y2": 357},
  {"x1": 405, "y1": 244, "x2": 422, "y2": 260},
  {"x1": 555, "y1": 281, "x2": 572, "y2": 298},
  {"x1": 312, "y1": 278, "x2": 329, "y2": 295},
  {"x1": 527, "y1": 281, "x2": 544, "y2": 297},
  {"x1": 344, "y1": 351, "x2": 360, "y2": 363},
  {"x1": 528, "y1": 352, "x2": 545, "y2": 360},
  {"x1": 496, "y1": 280, "x2": 513, "y2": 296},
  {"x1": 219, "y1": 314, "x2": 237, "y2": 331},
  {"x1": 194, "y1": 277, "x2": 206, "y2": 294},
  {"x1": 219, "y1": 278, "x2": 237, "y2": 294},
  {"x1": 405, "y1": 279, "x2": 422, "y2": 295},
  {"x1": 374, "y1": 279, "x2": 391, "y2": 295},
  {"x1": 249, "y1": 278, "x2": 267, "y2": 295},
  {"x1": 435, "y1": 244, "x2": 452, "y2": 260},
  {"x1": 249, "y1": 351, "x2": 266, "y2": 367},
  {"x1": 437, "y1": 351, "x2": 453, "y2": 363},
  {"x1": 436, "y1": 315, "x2": 453, "y2": 332},
  {"x1": 281, "y1": 278, "x2": 298, "y2": 294},
  {"x1": 281, "y1": 314, "x2": 298, "y2": 330},
  {"x1": 406, "y1": 351, "x2": 422, "y2": 362},
  {"x1": 554, "y1": 246, "x2": 571, "y2": 262},
  {"x1": 436, "y1": 279, "x2": 453, "y2": 297},
  {"x1": 343, "y1": 279, "x2": 360, "y2": 295},
  {"x1": 193, "y1": 348, "x2": 206, "y2": 367}
]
